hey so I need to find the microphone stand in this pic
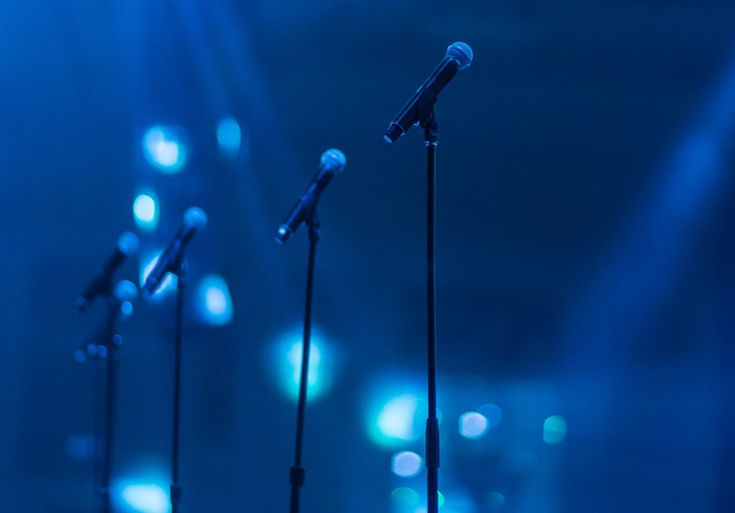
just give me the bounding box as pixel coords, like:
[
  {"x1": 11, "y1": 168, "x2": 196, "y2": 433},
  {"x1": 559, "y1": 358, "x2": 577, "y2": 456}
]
[
  {"x1": 100, "y1": 297, "x2": 123, "y2": 513},
  {"x1": 80, "y1": 285, "x2": 123, "y2": 513},
  {"x1": 419, "y1": 95, "x2": 441, "y2": 513},
  {"x1": 288, "y1": 208, "x2": 320, "y2": 513},
  {"x1": 169, "y1": 259, "x2": 187, "y2": 513}
]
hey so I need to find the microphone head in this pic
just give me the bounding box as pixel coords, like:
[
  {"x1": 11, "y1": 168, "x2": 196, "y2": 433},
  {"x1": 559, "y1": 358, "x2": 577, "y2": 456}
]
[
  {"x1": 114, "y1": 280, "x2": 138, "y2": 303},
  {"x1": 320, "y1": 149, "x2": 347, "y2": 175},
  {"x1": 117, "y1": 231, "x2": 140, "y2": 256},
  {"x1": 183, "y1": 207, "x2": 208, "y2": 231},
  {"x1": 446, "y1": 42, "x2": 473, "y2": 70}
]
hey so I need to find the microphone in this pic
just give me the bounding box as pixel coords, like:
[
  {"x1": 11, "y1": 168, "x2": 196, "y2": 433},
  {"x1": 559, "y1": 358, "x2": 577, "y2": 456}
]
[
  {"x1": 275, "y1": 149, "x2": 346, "y2": 244},
  {"x1": 77, "y1": 231, "x2": 140, "y2": 312},
  {"x1": 143, "y1": 207, "x2": 208, "y2": 295},
  {"x1": 74, "y1": 280, "x2": 139, "y2": 363},
  {"x1": 383, "y1": 42, "x2": 473, "y2": 143}
]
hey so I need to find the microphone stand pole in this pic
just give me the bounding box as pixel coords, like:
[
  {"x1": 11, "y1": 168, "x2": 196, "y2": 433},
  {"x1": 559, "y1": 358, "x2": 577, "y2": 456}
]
[
  {"x1": 169, "y1": 259, "x2": 187, "y2": 513},
  {"x1": 420, "y1": 100, "x2": 441, "y2": 513},
  {"x1": 83, "y1": 287, "x2": 123, "y2": 513},
  {"x1": 288, "y1": 209, "x2": 320, "y2": 513},
  {"x1": 100, "y1": 298, "x2": 122, "y2": 513}
]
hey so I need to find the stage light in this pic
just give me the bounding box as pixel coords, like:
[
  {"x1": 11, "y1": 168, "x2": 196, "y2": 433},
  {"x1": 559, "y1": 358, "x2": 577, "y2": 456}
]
[
  {"x1": 543, "y1": 415, "x2": 567, "y2": 445},
  {"x1": 374, "y1": 393, "x2": 420, "y2": 446},
  {"x1": 140, "y1": 250, "x2": 177, "y2": 299},
  {"x1": 217, "y1": 117, "x2": 241, "y2": 157},
  {"x1": 143, "y1": 126, "x2": 187, "y2": 173},
  {"x1": 195, "y1": 274, "x2": 233, "y2": 326},
  {"x1": 486, "y1": 491, "x2": 505, "y2": 512},
  {"x1": 391, "y1": 450, "x2": 423, "y2": 478},
  {"x1": 391, "y1": 487, "x2": 419, "y2": 506},
  {"x1": 478, "y1": 403, "x2": 503, "y2": 430},
  {"x1": 269, "y1": 328, "x2": 336, "y2": 402},
  {"x1": 116, "y1": 482, "x2": 169, "y2": 513},
  {"x1": 133, "y1": 193, "x2": 159, "y2": 231},
  {"x1": 458, "y1": 411, "x2": 488, "y2": 440}
]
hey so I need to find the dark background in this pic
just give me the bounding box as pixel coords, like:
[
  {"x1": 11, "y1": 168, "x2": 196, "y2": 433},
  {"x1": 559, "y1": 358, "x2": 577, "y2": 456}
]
[{"x1": 1, "y1": 1, "x2": 734, "y2": 512}]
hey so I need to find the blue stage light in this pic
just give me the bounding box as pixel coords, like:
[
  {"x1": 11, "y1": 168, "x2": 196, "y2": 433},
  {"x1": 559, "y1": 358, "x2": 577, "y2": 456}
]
[
  {"x1": 458, "y1": 411, "x2": 488, "y2": 439},
  {"x1": 365, "y1": 387, "x2": 428, "y2": 449},
  {"x1": 377, "y1": 394, "x2": 420, "y2": 442},
  {"x1": 217, "y1": 117, "x2": 241, "y2": 157},
  {"x1": 133, "y1": 193, "x2": 159, "y2": 231},
  {"x1": 142, "y1": 126, "x2": 187, "y2": 173},
  {"x1": 391, "y1": 450, "x2": 423, "y2": 478},
  {"x1": 140, "y1": 250, "x2": 177, "y2": 299},
  {"x1": 486, "y1": 491, "x2": 506, "y2": 512},
  {"x1": 478, "y1": 403, "x2": 503, "y2": 430},
  {"x1": 543, "y1": 415, "x2": 567, "y2": 444},
  {"x1": 115, "y1": 482, "x2": 169, "y2": 513},
  {"x1": 269, "y1": 328, "x2": 336, "y2": 402},
  {"x1": 195, "y1": 274, "x2": 233, "y2": 326}
]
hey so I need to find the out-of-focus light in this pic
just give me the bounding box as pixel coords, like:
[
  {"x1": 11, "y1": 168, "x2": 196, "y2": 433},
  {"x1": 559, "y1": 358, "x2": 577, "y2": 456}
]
[
  {"x1": 133, "y1": 193, "x2": 159, "y2": 230},
  {"x1": 117, "y1": 483, "x2": 169, "y2": 513},
  {"x1": 140, "y1": 251, "x2": 177, "y2": 299},
  {"x1": 437, "y1": 489, "x2": 476, "y2": 513},
  {"x1": 65, "y1": 434, "x2": 95, "y2": 461},
  {"x1": 195, "y1": 274, "x2": 233, "y2": 326},
  {"x1": 391, "y1": 450, "x2": 422, "y2": 478},
  {"x1": 121, "y1": 301, "x2": 134, "y2": 318},
  {"x1": 438, "y1": 491, "x2": 445, "y2": 508},
  {"x1": 374, "y1": 394, "x2": 420, "y2": 446},
  {"x1": 269, "y1": 329, "x2": 336, "y2": 402},
  {"x1": 478, "y1": 403, "x2": 503, "y2": 430},
  {"x1": 391, "y1": 487, "x2": 419, "y2": 506},
  {"x1": 459, "y1": 411, "x2": 488, "y2": 440},
  {"x1": 143, "y1": 126, "x2": 187, "y2": 173},
  {"x1": 217, "y1": 117, "x2": 241, "y2": 157},
  {"x1": 543, "y1": 415, "x2": 567, "y2": 445},
  {"x1": 486, "y1": 491, "x2": 505, "y2": 512}
]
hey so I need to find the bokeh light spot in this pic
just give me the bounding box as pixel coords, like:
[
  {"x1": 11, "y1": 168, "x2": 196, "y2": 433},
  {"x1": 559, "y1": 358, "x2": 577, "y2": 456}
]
[{"x1": 543, "y1": 415, "x2": 567, "y2": 445}]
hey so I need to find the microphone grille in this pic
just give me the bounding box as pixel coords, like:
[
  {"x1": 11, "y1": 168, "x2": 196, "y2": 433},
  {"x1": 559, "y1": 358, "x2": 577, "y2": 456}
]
[
  {"x1": 183, "y1": 207, "x2": 208, "y2": 231},
  {"x1": 117, "y1": 231, "x2": 140, "y2": 256},
  {"x1": 320, "y1": 148, "x2": 347, "y2": 174},
  {"x1": 447, "y1": 42, "x2": 473, "y2": 70}
]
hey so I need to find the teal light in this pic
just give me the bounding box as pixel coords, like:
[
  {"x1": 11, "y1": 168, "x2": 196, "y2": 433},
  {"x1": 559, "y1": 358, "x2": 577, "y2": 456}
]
[
  {"x1": 391, "y1": 487, "x2": 419, "y2": 506},
  {"x1": 195, "y1": 274, "x2": 233, "y2": 326},
  {"x1": 365, "y1": 377, "x2": 435, "y2": 449},
  {"x1": 216, "y1": 117, "x2": 241, "y2": 157},
  {"x1": 133, "y1": 193, "x2": 159, "y2": 231},
  {"x1": 543, "y1": 415, "x2": 567, "y2": 445},
  {"x1": 142, "y1": 126, "x2": 187, "y2": 173},
  {"x1": 269, "y1": 328, "x2": 336, "y2": 402}
]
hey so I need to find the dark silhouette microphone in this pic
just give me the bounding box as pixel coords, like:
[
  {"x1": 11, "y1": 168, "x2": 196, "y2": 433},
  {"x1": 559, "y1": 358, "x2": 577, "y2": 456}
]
[
  {"x1": 77, "y1": 232, "x2": 140, "y2": 312},
  {"x1": 275, "y1": 149, "x2": 346, "y2": 244},
  {"x1": 384, "y1": 42, "x2": 473, "y2": 143},
  {"x1": 143, "y1": 207, "x2": 208, "y2": 295}
]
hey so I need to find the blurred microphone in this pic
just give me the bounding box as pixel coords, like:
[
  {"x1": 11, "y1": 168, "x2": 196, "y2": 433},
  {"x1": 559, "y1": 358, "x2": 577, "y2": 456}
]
[
  {"x1": 275, "y1": 149, "x2": 347, "y2": 244},
  {"x1": 77, "y1": 232, "x2": 140, "y2": 312},
  {"x1": 74, "y1": 280, "x2": 138, "y2": 363},
  {"x1": 143, "y1": 207, "x2": 208, "y2": 295},
  {"x1": 384, "y1": 42, "x2": 474, "y2": 143}
]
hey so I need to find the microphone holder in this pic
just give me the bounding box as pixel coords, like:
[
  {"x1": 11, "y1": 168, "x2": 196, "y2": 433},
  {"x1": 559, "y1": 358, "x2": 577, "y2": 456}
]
[
  {"x1": 288, "y1": 208, "x2": 320, "y2": 513},
  {"x1": 419, "y1": 92, "x2": 441, "y2": 513}
]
